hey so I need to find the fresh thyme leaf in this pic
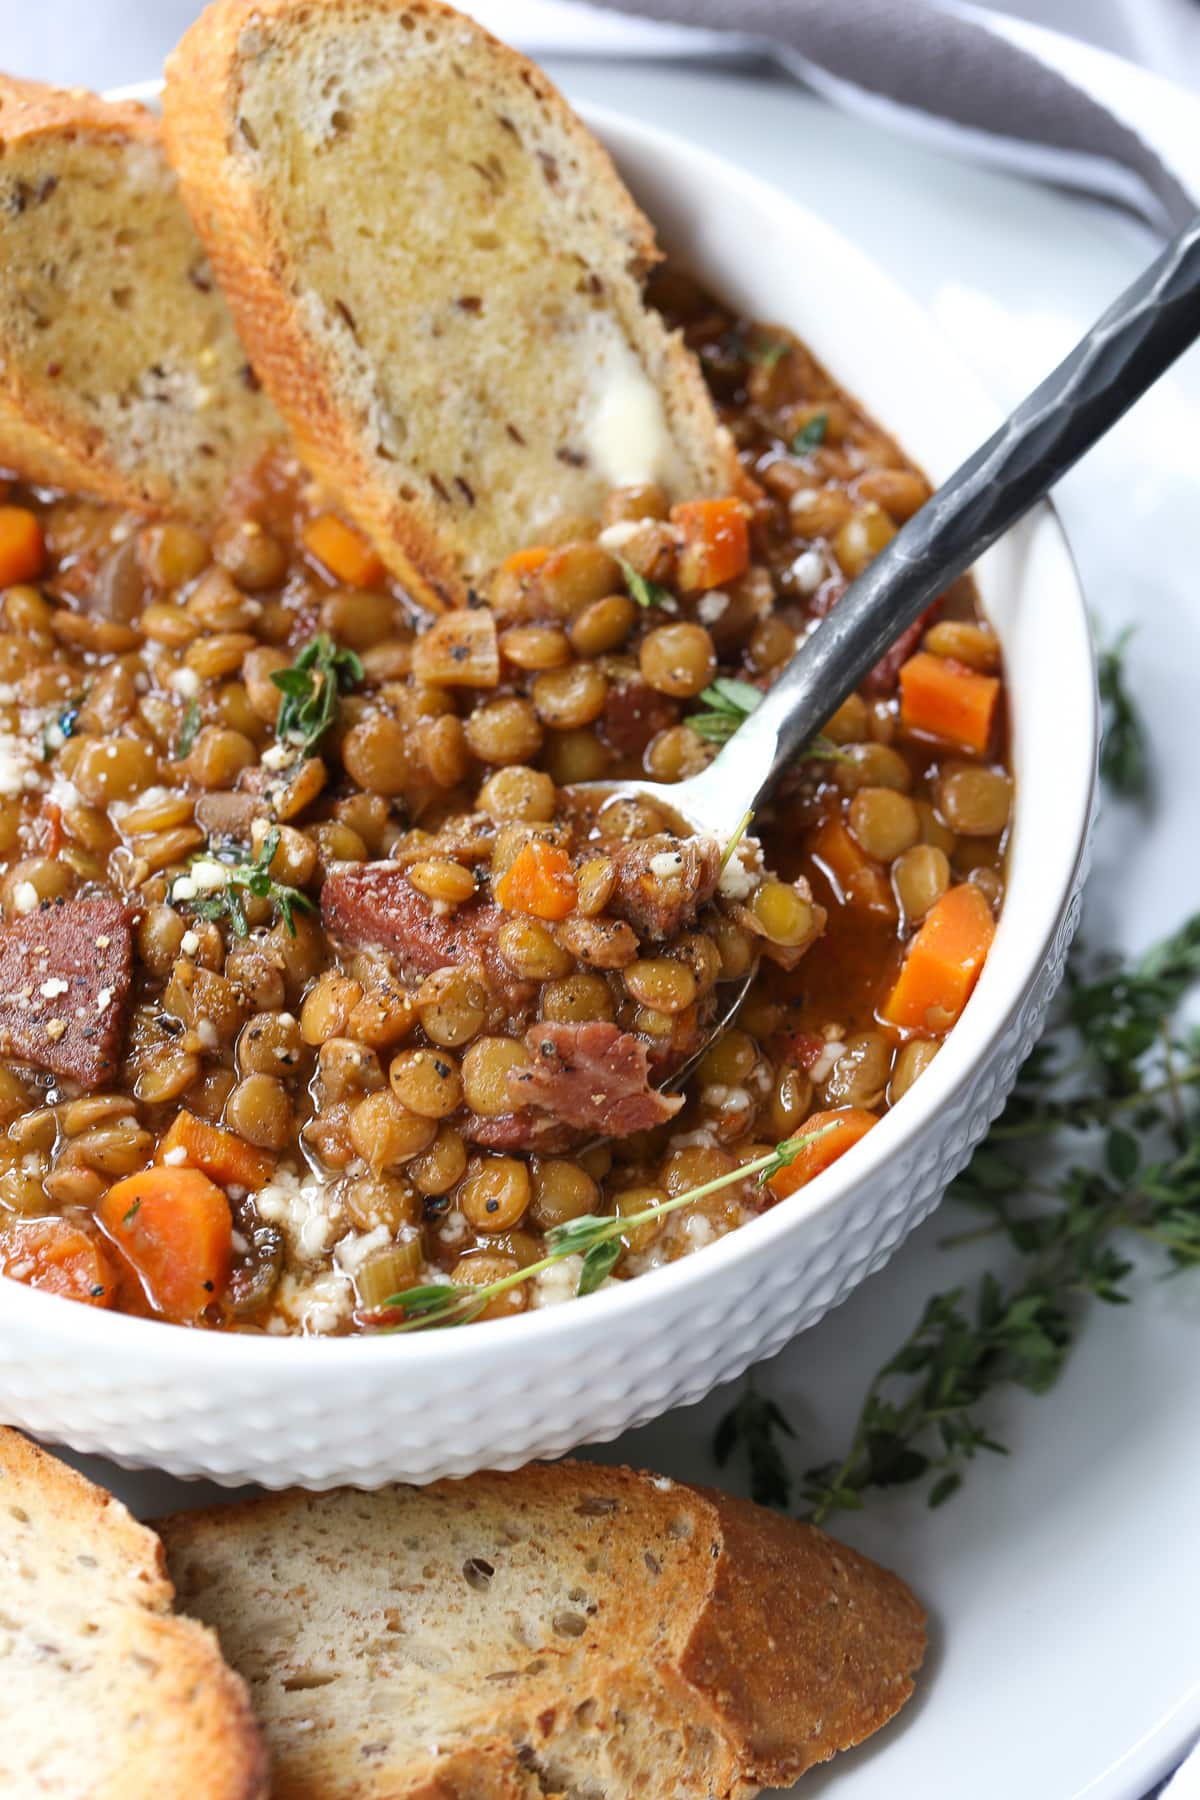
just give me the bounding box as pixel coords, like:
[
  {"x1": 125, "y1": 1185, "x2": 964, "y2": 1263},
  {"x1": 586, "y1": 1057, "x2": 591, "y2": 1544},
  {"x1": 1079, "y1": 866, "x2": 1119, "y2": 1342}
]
[
  {"x1": 577, "y1": 1238, "x2": 622, "y2": 1296},
  {"x1": 791, "y1": 412, "x2": 829, "y2": 454},
  {"x1": 175, "y1": 698, "x2": 201, "y2": 759},
  {"x1": 271, "y1": 633, "x2": 363, "y2": 756},
  {"x1": 544, "y1": 1213, "x2": 614, "y2": 1257},
  {"x1": 688, "y1": 677, "x2": 763, "y2": 744},
  {"x1": 186, "y1": 829, "x2": 317, "y2": 941},
  {"x1": 713, "y1": 1379, "x2": 797, "y2": 1510},
  {"x1": 383, "y1": 1283, "x2": 467, "y2": 1319},
  {"x1": 751, "y1": 338, "x2": 791, "y2": 370},
  {"x1": 122, "y1": 1197, "x2": 142, "y2": 1226},
  {"x1": 1097, "y1": 626, "x2": 1149, "y2": 798},
  {"x1": 617, "y1": 557, "x2": 672, "y2": 611},
  {"x1": 795, "y1": 734, "x2": 852, "y2": 765}
]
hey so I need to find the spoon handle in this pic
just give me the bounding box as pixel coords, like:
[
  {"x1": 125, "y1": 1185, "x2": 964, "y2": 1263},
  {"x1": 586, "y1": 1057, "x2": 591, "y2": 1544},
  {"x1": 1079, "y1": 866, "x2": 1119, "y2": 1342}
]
[{"x1": 680, "y1": 211, "x2": 1200, "y2": 838}]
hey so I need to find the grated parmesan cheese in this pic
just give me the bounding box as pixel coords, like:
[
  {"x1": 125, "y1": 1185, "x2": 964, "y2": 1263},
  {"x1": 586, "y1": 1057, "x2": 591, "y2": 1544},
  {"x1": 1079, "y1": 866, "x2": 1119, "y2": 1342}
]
[
  {"x1": 272, "y1": 1268, "x2": 354, "y2": 1335},
  {"x1": 790, "y1": 547, "x2": 826, "y2": 595},
  {"x1": 333, "y1": 1224, "x2": 393, "y2": 1276},
  {"x1": 696, "y1": 590, "x2": 729, "y2": 625},
  {"x1": 256, "y1": 1168, "x2": 346, "y2": 1264},
  {"x1": 718, "y1": 855, "x2": 756, "y2": 901},
  {"x1": 529, "y1": 1253, "x2": 586, "y2": 1309},
  {"x1": 0, "y1": 735, "x2": 40, "y2": 799}
]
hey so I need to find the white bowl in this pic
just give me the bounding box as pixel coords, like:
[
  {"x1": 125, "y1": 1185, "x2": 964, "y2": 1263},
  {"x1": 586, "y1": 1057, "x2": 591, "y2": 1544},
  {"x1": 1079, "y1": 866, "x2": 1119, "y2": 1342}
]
[{"x1": 0, "y1": 102, "x2": 1096, "y2": 1486}]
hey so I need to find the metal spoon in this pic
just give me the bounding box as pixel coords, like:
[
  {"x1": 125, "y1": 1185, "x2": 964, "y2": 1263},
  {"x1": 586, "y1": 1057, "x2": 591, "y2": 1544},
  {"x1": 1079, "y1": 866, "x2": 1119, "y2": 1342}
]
[{"x1": 575, "y1": 212, "x2": 1200, "y2": 1076}]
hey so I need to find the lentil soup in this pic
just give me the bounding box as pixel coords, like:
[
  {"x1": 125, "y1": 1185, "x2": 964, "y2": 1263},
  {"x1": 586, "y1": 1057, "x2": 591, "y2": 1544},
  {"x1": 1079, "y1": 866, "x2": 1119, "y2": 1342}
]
[{"x1": 0, "y1": 271, "x2": 1011, "y2": 1334}]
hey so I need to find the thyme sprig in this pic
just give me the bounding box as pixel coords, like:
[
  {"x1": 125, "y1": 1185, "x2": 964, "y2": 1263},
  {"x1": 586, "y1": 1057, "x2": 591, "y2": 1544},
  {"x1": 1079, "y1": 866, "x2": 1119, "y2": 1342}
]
[
  {"x1": 271, "y1": 633, "x2": 363, "y2": 757},
  {"x1": 714, "y1": 1376, "x2": 796, "y2": 1509},
  {"x1": 185, "y1": 829, "x2": 316, "y2": 939},
  {"x1": 385, "y1": 1127, "x2": 834, "y2": 1332}
]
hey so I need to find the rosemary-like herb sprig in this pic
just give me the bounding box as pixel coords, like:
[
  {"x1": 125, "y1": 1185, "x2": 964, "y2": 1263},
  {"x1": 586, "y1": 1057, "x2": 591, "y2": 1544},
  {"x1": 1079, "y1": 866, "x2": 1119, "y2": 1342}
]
[{"x1": 385, "y1": 1126, "x2": 835, "y2": 1332}]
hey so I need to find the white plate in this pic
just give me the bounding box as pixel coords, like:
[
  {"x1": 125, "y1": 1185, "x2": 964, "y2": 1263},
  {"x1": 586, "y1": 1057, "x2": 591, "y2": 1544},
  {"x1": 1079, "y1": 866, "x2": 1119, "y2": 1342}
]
[{"x1": 63, "y1": 57, "x2": 1200, "y2": 1800}]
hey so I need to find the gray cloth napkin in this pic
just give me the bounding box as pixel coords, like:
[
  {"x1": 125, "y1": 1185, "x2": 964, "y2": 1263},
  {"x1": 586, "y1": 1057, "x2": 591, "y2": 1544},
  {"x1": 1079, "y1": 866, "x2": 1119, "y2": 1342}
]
[{"x1": 570, "y1": 0, "x2": 1196, "y2": 231}]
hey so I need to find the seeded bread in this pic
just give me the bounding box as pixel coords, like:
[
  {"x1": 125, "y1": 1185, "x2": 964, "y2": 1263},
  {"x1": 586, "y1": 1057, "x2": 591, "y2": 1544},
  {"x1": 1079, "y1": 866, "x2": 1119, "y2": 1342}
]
[
  {"x1": 0, "y1": 1428, "x2": 267, "y2": 1800},
  {"x1": 160, "y1": 1460, "x2": 925, "y2": 1800},
  {"x1": 0, "y1": 75, "x2": 280, "y2": 518},
  {"x1": 162, "y1": 0, "x2": 741, "y2": 609}
]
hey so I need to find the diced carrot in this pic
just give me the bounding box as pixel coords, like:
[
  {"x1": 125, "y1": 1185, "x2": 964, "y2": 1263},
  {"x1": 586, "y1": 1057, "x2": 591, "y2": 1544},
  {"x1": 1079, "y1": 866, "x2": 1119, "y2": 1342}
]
[
  {"x1": 156, "y1": 1111, "x2": 273, "y2": 1192},
  {"x1": 302, "y1": 512, "x2": 385, "y2": 588},
  {"x1": 809, "y1": 815, "x2": 897, "y2": 919},
  {"x1": 0, "y1": 506, "x2": 45, "y2": 587},
  {"x1": 672, "y1": 498, "x2": 751, "y2": 592},
  {"x1": 97, "y1": 1166, "x2": 232, "y2": 1323},
  {"x1": 494, "y1": 840, "x2": 577, "y2": 921},
  {"x1": 768, "y1": 1107, "x2": 878, "y2": 1199},
  {"x1": 881, "y1": 881, "x2": 996, "y2": 1034},
  {"x1": 898, "y1": 651, "x2": 999, "y2": 754},
  {"x1": 2, "y1": 1218, "x2": 118, "y2": 1308},
  {"x1": 499, "y1": 545, "x2": 554, "y2": 581}
]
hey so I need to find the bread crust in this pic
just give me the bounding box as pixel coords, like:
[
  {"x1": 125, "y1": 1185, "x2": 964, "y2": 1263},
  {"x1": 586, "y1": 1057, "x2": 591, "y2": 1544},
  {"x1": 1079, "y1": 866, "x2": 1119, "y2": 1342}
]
[
  {"x1": 0, "y1": 79, "x2": 164, "y2": 507},
  {"x1": 159, "y1": 1459, "x2": 924, "y2": 1800},
  {"x1": 0, "y1": 1428, "x2": 268, "y2": 1800},
  {"x1": 0, "y1": 74, "x2": 278, "y2": 518},
  {"x1": 163, "y1": 0, "x2": 741, "y2": 608}
]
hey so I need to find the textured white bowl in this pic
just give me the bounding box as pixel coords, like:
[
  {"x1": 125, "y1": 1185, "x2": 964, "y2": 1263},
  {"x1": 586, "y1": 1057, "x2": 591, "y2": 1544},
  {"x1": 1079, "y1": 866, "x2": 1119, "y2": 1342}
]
[{"x1": 0, "y1": 102, "x2": 1095, "y2": 1486}]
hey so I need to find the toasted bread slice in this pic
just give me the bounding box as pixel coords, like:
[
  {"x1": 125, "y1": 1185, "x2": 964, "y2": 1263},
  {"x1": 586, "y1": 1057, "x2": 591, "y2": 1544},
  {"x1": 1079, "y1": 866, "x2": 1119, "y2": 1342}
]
[
  {"x1": 0, "y1": 76, "x2": 280, "y2": 518},
  {"x1": 162, "y1": 0, "x2": 741, "y2": 609},
  {"x1": 160, "y1": 1460, "x2": 925, "y2": 1800},
  {"x1": 0, "y1": 1429, "x2": 266, "y2": 1800}
]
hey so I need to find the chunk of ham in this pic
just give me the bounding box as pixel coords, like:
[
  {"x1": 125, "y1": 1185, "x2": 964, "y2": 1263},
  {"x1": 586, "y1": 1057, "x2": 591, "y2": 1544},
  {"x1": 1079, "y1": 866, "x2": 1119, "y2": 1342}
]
[
  {"x1": 0, "y1": 897, "x2": 133, "y2": 1089},
  {"x1": 322, "y1": 862, "x2": 485, "y2": 972},
  {"x1": 608, "y1": 834, "x2": 722, "y2": 941},
  {"x1": 464, "y1": 1111, "x2": 572, "y2": 1153},
  {"x1": 510, "y1": 1021, "x2": 682, "y2": 1137},
  {"x1": 322, "y1": 861, "x2": 524, "y2": 996}
]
